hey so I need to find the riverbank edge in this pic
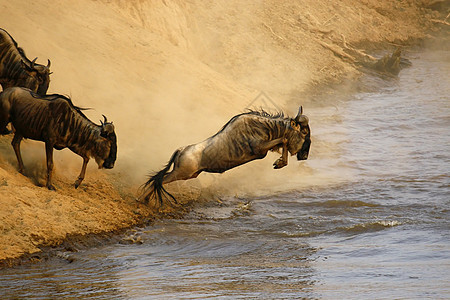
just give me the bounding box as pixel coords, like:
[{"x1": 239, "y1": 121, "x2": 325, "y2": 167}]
[{"x1": 0, "y1": 203, "x2": 197, "y2": 268}]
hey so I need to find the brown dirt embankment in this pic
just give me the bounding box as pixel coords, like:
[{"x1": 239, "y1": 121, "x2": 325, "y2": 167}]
[{"x1": 0, "y1": 0, "x2": 447, "y2": 266}]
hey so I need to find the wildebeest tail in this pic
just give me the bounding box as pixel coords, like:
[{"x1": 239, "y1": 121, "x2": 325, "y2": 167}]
[{"x1": 140, "y1": 149, "x2": 180, "y2": 206}]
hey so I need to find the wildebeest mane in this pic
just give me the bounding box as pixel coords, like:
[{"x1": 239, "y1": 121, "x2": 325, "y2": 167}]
[
  {"x1": 214, "y1": 109, "x2": 286, "y2": 137},
  {"x1": 1, "y1": 29, "x2": 24, "y2": 58},
  {"x1": 28, "y1": 90, "x2": 94, "y2": 124},
  {"x1": 0, "y1": 28, "x2": 33, "y2": 66},
  {"x1": 0, "y1": 28, "x2": 52, "y2": 96},
  {"x1": 245, "y1": 109, "x2": 285, "y2": 119}
]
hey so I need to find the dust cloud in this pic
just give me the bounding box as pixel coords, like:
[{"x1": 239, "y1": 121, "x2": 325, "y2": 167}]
[
  {"x1": 0, "y1": 0, "x2": 329, "y2": 199},
  {"x1": 1, "y1": 0, "x2": 441, "y2": 199}
]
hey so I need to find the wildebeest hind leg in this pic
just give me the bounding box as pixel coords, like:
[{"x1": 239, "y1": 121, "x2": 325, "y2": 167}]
[
  {"x1": 11, "y1": 134, "x2": 25, "y2": 174},
  {"x1": 162, "y1": 168, "x2": 201, "y2": 185},
  {"x1": 157, "y1": 168, "x2": 201, "y2": 205}
]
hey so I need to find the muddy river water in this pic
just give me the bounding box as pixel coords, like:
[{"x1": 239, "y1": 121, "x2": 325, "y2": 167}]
[{"x1": 0, "y1": 49, "x2": 449, "y2": 299}]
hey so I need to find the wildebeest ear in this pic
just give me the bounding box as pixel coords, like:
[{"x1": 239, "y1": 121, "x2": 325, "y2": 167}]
[
  {"x1": 295, "y1": 106, "x2": 309, "y2": 126},
  {"x1": 102, "y1": 123, "x2": 115, "y2": 134},
  {"x1": 290, "y1": 119, "x2": 300, "y2": 131}
]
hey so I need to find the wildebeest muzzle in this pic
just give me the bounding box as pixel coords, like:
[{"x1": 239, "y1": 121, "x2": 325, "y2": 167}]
[
  {"x1": 293, "y1": 107, "x2": 310, "y2": 161},
  {"x1": 102, "y1": 132, "x2": 117, "y2": 169},
  {"x1": 103, "y1": 160, "x2": 115, "y2": 169},
  {"x1": 100, "y1": 115, "x2": 117, "y2": 169},
  {"x1": 297, "y1": 133, "x2": 310, "y2": 161}
]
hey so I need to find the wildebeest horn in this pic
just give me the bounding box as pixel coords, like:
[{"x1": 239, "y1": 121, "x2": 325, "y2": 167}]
[
  {"x1": 295, "y1": 106, "x2": 303, "y2": 122},
  {"x1": 295, "y1": 106, "x2": 309, "y2": 125},
  {"x1": 47, "y1": 59, "x2": 51, "y2": 68},
  {"x1": 102, "y1": 115, "x2": 108, "y2": 124},
  {"x1": 31, "y1": 57, "x2": 37, "y2": 68}
]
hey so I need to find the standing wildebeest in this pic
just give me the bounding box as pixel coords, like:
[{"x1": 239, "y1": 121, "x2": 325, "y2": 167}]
[
  {"x1": 0, "y1": 87, "x2": 117, "y2": 190},
  {"x1": 0, "y1": 28, "x2": 51, "y2": 95},
  {"x1": 140, "y1": 107, "x2": 311, "y2": 206}
]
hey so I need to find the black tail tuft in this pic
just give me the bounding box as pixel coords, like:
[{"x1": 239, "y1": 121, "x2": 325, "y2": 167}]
[{"x1": 140, "y1": 149, "x2": 180, "y2": 206}]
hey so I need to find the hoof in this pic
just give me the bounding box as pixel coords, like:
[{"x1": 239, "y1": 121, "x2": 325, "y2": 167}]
[
  {"x1": 273, "y1": 158, "x2": 287, "y2": 169},
  {"x1": 47, "y1": 184, "x2": 56, "y2": 191},
  {"x1": 0, "y1": 128, "x2": 11, "y2": 135}
]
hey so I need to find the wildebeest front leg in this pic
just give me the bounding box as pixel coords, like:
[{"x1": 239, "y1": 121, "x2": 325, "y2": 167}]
[
  {"x1": 74, "y1": 157, "x2": 89, "y2": 188},
  {"x1": 254, "y1": 137, "x2": 289, "y2": 169},
  {"x1": 273, "y1": 138, "x2": 288, "y2": 169},
  {"x1": 45, "y1": 142, "x2": 56, "y2": 190},
  {"x1": 11, "y1": 133, "x2": 25, "y2": 174}
]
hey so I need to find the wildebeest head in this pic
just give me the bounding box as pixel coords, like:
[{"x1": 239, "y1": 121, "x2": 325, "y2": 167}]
[
  {"x1": 287, "y1": 106, "x2": 311, "y2": 161},
  {"x1": 96, "y1": 115, "x2": 117, "y2": 169},
  {"x1": 21, "y1": 57, "x2": 51, "y2": 95}
]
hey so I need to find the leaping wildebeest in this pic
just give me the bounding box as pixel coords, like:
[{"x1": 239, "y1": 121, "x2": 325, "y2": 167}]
[
  {"x1": 140, "y1": 107, "x2": 311, "y2": 206},
  {"x1": 0, "y1": 28, "x2": 51, "y2": 95},
  {"x1": 0, "y1": 87, "x2": 117, "y2": 190}
]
